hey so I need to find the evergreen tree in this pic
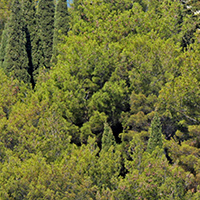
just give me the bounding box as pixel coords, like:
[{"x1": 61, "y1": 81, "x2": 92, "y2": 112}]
[
  {"x1": 102, "y1": 122, "x2": 116, "y2": 151},
  {"x1": 22, "y1": 0, "x2": 37, "y2": 87},
  {"x1": 147, "y1": 112, "x2": 163, "y2": 153},
  {"x1": 22, "y1": 0, "x2": 45, "y2": 87},
  {"x1": 0, "y1": 22, "x2": 10, "y2": 68},
  {"x1": 54, "y1": 0, "x2": 69, "y2": 40},
  {"x1": 0, "y1": 0, "x2": 12, "y2": 39},
  {"x1": 37, "y1": 0, "x2": 55, "y2": 67},
  {"x1": 31, "y1": 29, "x2": 45, "y2": 85},
  {"x1": 52, "y1": 0, "x2": 69, "y2": 64},
  {"x1": 3, "y1": 0, "x2": 30, "y2": 83}
]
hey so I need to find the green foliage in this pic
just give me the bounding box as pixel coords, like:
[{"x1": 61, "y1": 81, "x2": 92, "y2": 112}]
[
  {"x1": 80, "y1": 111, "x2": 107, "y2": 143},
  {"x1": 52, "y1": 0, "x2": 69, "y2": 64},
  {"x1": 147, "y1": 112, "x2": 163, "y2": 153},
  {"x1": 0, "y1": 0, "x2": 12, "y2": 39},
  {"x1": 54, "y1": 0, "x2": 69, "y2": 36},
  {"x1": 125, "y1": 33, "x2": 181, "y2": 96},
  {"x1": 0, "y1": 68, "x2": 26, "y2": 146},
  {"x1": 102, "y1": 122, "x2": 116, "y2": 151},
  {"x1": 95, "y1": 145, "x2": 121, "y2": 191},
  {"x1": 3, "y1": 0, "x2": 30, "y2": 83},
  {"x1": 121, "y1": 91, "x2": 156, "y2": 137},
  {"x1": 0, "y1": 22, "x2": 9, "y2": 68},
  {"x1": 0, "y1": 0, "x2": 200, "y2": 198},
  {"x1": 164, "y1": 126, "x2": 200, "y2": 191},
  {"x1": 22, "y1": 0, "x2": 37, "y2": 86},
  {"x1": 113, "y1": 136, "x2": 188, "y2": 199},
  {"x1": 37, "y1": 0, "x2": 55, "y2": 67},
  {"x1": 89, "y1": 79, "x2": 129, "y2": 125},
  {"x1": 158, "y1": 33, "x2": 200, "y2": 126}
]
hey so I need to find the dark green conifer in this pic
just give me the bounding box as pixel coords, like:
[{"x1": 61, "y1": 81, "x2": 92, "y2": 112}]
[
  {"x1": 147, "y1": 112, "x2": 163, "y2": 153},
  {"x1": 52, "y1": 0, "x2": 69, "y2": 64},
  {"x1": 22, "y1": 0, "x2": 37, "y2": 87},
  {"x1": 102, "y1": 122, "x2": 116, "y2": 151},
  {"x1": 37, "y1": 0, "x2": 55, "y2": 67},
  {"x1": 54, "y1": 0, "x2": 69, "y2": 37},
  {"x1": 0, "y1": 22, "x2": 10, "y2": 68},
  {"x1": 3, "y1": 0, "x2": 30, "y2": 83},
  {"x1": 22, "y1": 0, "x2": 45, "y2": 87}
]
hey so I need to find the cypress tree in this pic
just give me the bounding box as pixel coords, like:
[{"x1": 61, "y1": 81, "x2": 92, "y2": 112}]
[
  {"x1": 3, "y1": 0, "x2": 30, "y2": 83},
  {"x1": 0, "y1": 22, "x2": 10, "y2": 68},
  {"x1": 147, "y1": 112, "x2": 163, "y2": 154},
  {"x1": 102, "y1": 122, "x2": 116, "y2": 151},
  {"x1": 22, "y1": 0, "x2": 37, "y2": 87},
  {"x1": 22, "y1": 0, "x2": 45, "y2": 87},
  {"x1": 52, "y1": 0, "x2": 69, "y2": 64},
  {"x1": 37, "y1": 0, "x2": 55, "y2": 67}
]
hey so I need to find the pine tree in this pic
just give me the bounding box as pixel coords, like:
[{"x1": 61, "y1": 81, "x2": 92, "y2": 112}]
[
  {"x1": 102, "y1": 122, "x2": 116, "y2": 151},
  {"x1": 37, "y1": 0, "x2": 55, "y2": 67},
  {"x1": 147, "y1": 112, "x2": 163, "y2": 153},
  {"x1": 52, "y1": 0, "x2": 69, "y2": 64},
  {"x1": 3, "y1": 0, "x2": 30, "y2": 83}
]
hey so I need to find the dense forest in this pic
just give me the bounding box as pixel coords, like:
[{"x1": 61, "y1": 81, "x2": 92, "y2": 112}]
[{"x1": 0, "y1": 0, "x2": 200, "y2": 199}]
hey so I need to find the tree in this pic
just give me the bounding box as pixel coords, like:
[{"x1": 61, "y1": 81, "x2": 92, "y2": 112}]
[
  {"x1": 0, "y1": 68, "x2": 27, "y2": 150},
  {"x1": 52, "y1": 0, "x2": 69, "y2": 64},
  {"x1": 3, "y1": 0, "x2": 30, "y2": 83},
  {"x1": 37, "y1": 0, "x2": 55, "y2": 67},
  {"x1": 102, "y1": 122, "x2": 116, "y2": 151},
  {"x1": 89, "y1": 80, "x2": 129, "y2": 126},
  {"x1": 113, "y1": 136, "x2": 187, "y2": 199},
  {"x1": 54, "y1": 0, "x2": 69, "y2": 36},
  {"x1": 159, "y1": 32, "x2": 200, "y2": 125},
  {"x1": 180, "y1": 0, "x2": 200, "y2": 48},
  {"x1": 0, "y1": 21, "x2": 9, "y2": 68},
  {"x1": 0, "y1": 0, "x2": 12, "y2": 39},
  {"x1": 22, "y1": 0, "x2": 37, "y2": 87},
  {"x1": 147, "y1": 112, "x2": 163, "y2": 153}
]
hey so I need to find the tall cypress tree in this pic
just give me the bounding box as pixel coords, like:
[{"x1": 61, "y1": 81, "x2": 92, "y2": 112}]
[
  {"x1": 22, "y1": 0, "x2": 45, "y2": 87},
  {"x1": 52, "y1": 0, "x2": 69, "y2": 64},
  {"x1": 22, "y1": 0, "x2": 37, "y2": 87},
  {"x1": 37, "y1": 0, "x2": 55, "y2": 67},
  {"x1": 147, "y1": 112, "x2": 163, "y2": 154},
  {"x1": 3, "y1": 0, "x2": 30, "y2": 83},
  {"x1": 0, "y1": 22, "x2": 10, "y2": 68}
]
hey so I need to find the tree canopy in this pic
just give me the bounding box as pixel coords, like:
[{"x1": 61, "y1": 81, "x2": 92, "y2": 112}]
[{"x1": 0, "y1": 0, "x2": 200, "y2": 198}]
